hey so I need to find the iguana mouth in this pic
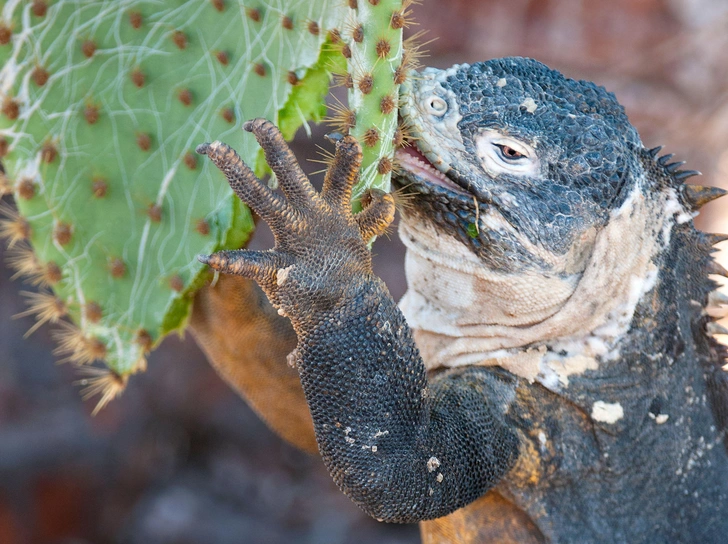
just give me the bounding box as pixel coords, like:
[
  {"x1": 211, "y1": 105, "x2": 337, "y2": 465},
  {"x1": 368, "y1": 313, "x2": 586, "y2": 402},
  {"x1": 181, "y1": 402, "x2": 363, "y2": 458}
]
[{"x1": 395, "y1": 145, "x2": 470, "y2": 196}]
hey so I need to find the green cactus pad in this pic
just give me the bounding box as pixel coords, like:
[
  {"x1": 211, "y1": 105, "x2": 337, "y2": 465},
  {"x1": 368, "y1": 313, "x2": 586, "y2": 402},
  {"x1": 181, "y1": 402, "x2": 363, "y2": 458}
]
[
  {"x1": 345, "y1": 0, "x2": 404, "y2": 201},
  {"x1": 0, "y1": 0, "x2": 345, "y2": 387}
]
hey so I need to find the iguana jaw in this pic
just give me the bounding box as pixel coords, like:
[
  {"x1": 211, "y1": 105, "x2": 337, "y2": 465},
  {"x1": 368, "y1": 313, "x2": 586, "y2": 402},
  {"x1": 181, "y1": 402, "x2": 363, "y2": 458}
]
[{"x1": 395, "y1": 145, "x2": 469, "y2": 196}]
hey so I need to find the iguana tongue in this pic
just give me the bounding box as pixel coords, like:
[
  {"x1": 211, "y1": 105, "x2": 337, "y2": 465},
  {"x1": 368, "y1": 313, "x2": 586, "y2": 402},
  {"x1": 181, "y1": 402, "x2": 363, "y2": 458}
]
[{"x1": 396, "y1": 146, "x2": 467, "y2": 195}]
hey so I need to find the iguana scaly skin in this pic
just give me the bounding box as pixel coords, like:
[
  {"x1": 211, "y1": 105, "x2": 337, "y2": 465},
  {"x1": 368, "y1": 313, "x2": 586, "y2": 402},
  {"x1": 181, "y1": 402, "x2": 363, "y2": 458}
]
[{"x1": 190, "y1": 58, "x2": 728, "y2": 543}]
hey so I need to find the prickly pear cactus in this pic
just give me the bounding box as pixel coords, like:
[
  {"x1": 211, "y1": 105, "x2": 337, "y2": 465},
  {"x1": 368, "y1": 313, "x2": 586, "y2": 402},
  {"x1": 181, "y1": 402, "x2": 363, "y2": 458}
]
[
  {"x1": 0, "y1": 0, "x2": 350, "y2": 409},
  {"x1": 342, "y1": 0, "x2": 408, "y2": 200}
]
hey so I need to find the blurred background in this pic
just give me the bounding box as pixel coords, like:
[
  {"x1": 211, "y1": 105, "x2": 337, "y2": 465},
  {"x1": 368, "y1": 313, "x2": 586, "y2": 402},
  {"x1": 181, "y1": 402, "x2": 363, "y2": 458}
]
[{"x1": 1, "y1": 0, "x2": 727, "y2": 542}]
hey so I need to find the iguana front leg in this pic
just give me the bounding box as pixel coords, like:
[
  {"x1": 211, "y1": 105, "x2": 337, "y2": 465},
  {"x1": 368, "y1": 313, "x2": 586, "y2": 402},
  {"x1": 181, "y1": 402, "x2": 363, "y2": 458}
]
[{"x1": 196, "y1": 119, "x2": 520, "y2": 523}]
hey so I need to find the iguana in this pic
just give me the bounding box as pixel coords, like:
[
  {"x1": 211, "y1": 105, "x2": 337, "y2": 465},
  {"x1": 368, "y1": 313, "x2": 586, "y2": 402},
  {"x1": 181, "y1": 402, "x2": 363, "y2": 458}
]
[{"x1": 189, "y1": 58, "x2": 728, "y2": 543}]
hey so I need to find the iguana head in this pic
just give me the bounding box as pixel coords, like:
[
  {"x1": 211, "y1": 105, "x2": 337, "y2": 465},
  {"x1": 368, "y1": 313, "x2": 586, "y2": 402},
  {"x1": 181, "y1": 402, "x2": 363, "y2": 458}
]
[
  {"x1": 394, "y1": 57, "x2": 705, "y2": 380},
  {"x1": 396, "y1": 57, "x2": 646, "y2": 275}
]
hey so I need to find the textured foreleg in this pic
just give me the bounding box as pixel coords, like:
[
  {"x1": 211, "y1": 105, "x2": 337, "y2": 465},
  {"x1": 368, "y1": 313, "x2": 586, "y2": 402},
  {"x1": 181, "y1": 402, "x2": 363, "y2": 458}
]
[{"x1": 196, "y1": 120, "x2": 520, "y2": 522}]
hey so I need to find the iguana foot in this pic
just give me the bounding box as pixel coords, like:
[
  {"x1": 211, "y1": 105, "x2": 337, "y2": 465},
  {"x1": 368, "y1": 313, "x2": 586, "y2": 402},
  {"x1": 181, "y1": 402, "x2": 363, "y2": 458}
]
[{"x1": 196, "y1": 118, "x2": 395, "y2": 326}]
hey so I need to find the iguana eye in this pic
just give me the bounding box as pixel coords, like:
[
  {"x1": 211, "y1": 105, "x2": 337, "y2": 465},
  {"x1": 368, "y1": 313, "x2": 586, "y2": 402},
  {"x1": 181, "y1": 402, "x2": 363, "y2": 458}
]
[
  {"x1": 425, "y1": 96, "x2": 448, "y2": 116},
  {"x1": 475, "y1": 130, "x2": 539, "y2": 176},
  {"x1": 494, "y1": 144, "x2": 525, "y2": 161}
]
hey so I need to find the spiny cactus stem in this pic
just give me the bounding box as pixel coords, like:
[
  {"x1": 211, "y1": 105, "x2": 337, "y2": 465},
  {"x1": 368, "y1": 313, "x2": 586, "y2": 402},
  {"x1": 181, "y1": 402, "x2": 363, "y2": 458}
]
[{"x1": 346, "y1": 0, "x2": 403, "y2": 202}]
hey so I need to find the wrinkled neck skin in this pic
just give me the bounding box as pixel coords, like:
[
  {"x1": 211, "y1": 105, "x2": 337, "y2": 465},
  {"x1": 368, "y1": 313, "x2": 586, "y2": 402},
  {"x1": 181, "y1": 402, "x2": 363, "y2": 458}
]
[{"x1": 399, "y1": 180, "x2": 671, "y2": 390}]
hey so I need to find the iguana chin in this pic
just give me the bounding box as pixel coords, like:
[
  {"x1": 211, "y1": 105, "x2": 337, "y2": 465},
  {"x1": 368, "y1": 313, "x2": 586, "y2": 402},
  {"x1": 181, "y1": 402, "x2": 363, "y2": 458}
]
[{"x1": 189, "y1": 57, "x2": 728, "y2": 543}]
